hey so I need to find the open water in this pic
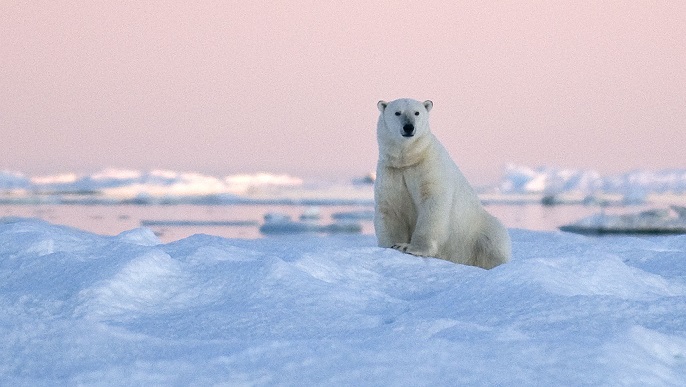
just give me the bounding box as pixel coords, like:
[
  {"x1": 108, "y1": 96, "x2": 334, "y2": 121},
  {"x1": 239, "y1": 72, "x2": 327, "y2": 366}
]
[{"x1": 0, "y1": 203, "x2": 651, "y2": 242}]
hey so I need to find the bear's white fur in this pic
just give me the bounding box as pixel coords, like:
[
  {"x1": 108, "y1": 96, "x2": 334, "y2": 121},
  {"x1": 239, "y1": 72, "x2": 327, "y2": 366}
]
[{"x1": 374, "y1": 98, "x2": 511, "y2": 269}]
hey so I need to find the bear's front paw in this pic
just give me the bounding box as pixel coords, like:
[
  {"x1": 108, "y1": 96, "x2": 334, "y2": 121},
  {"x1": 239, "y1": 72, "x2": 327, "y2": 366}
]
[
  {"x1": 391, "y1": 243, "x2": 410, "y2": 252},
  {"x1": 391, "y1": 243, "x2": 425, "y2": 257}
]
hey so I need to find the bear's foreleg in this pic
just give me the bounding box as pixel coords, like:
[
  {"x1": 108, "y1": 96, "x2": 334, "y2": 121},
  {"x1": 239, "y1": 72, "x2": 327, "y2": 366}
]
[
  {"x1": 375, "y1": 204, "x2": 412, "y2": 248},
  {"x1": 395, "y1": 198, "x2": 450, "y2": 258}
]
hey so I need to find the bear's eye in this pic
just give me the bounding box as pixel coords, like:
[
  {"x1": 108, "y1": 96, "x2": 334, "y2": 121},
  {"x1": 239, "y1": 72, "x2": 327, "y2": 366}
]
[
  {"x1": 414, "y1": 111, "x2": 420, "y2": 116},
  {"x1": 394, "y1": 111, "x2": 401, "y2": 116}
]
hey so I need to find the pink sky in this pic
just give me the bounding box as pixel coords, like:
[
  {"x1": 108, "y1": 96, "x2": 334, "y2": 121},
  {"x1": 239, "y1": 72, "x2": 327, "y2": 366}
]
[{"x1": 2, "y1": 1, "x2": 685, "y2": 185}]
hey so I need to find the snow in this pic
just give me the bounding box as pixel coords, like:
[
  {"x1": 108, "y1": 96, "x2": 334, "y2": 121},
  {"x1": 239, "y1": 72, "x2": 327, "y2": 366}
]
[
  {"x1": 500, "y1": 164, "x2": 686, "y2": 196},
  {"x1": 2, "y1": 217, "x2": 686, "y2": 384}
]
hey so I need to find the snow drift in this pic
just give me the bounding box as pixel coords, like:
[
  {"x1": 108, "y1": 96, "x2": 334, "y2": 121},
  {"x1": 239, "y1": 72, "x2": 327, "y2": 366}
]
[{"x1": 1, "y1": 218, "x2": 685, "y2": 384}]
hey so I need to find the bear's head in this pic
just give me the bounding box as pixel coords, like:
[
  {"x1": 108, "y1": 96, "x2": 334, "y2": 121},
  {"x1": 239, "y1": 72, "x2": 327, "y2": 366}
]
[{"x1": 377, "y1": 98, "x2": 433, "y2": 139}]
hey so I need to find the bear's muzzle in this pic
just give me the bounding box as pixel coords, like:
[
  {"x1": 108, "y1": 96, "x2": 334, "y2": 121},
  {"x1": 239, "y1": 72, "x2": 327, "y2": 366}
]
[{"x1": 402, "y1": 123, "x2": 415, "y2": 137}]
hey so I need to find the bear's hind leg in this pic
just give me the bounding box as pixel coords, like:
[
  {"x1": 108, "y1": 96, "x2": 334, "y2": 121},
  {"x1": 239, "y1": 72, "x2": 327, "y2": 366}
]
[{"x1": 471, "y1": 231, "x2": 510, "y2": 269}]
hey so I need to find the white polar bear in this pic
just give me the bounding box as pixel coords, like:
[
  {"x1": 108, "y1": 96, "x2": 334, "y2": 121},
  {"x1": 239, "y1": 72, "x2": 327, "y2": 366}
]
[{"x1": 374, "y1": 98, "x2": 511, "y2": 269}]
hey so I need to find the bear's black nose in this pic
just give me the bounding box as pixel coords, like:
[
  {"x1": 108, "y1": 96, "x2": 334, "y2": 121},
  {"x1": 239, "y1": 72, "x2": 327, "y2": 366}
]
[{"x1": 403, "y1": 124, "x2": 414, "y2": 136}]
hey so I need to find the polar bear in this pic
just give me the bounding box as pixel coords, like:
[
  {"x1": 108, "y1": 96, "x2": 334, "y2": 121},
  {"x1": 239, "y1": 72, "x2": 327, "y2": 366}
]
[{"x1": 374, "y1": 98, "x2": 511, "y2": 269}]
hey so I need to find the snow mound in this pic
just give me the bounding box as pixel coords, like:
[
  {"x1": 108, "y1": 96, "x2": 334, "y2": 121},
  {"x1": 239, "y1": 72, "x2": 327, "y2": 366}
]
[
  {"x1": 116, "y1": 228, "x2": 161, "y2": 246},
  {"x1": 1, "y1": 221, "x2": 686, "y2": 384}
]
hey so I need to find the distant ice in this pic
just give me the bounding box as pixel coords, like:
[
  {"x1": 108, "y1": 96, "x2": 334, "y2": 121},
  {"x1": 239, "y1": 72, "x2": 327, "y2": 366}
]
[
  {"x1": 0, "y1": 169, "x2": 373, "y2": 205},
  {"x1": 259, "y1": 211, "x2": 362, "y2": 235},
  {"x1": 140, "y1": 219, "x2": 259, "y2": 227},
  {"x1": 499, "y1": 164, "x2": 686, "y2": 196},
  {"x1": 332, "y1": 209, "x2": 376, "y2": 220},
  {"x1": 0, "y1": 170, "x2": 29, "y2": 189},
  {"x1": 1, "y1": 218, "x2": 686, "y2": 384},
  {"x1": 560, "y1": 206, "x2": 686, "y2": 235},
  {"x1": 2, "y1": 166, "x2": 686, "y2": 206}
]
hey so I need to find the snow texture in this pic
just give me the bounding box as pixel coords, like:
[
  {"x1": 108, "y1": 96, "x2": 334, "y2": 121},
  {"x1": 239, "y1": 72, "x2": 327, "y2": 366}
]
[{"x1": 1, "y1": 218, "x2": 686, "y2": 385}]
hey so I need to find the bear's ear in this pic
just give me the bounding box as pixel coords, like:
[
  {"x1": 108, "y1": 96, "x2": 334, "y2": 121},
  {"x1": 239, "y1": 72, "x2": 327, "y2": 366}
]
[
  {"x1": 423, "y1": 100, "x2": 433, "y2": 112},
  {"x1": 377, "y1": 100, "x2": 388, "y2": 112}
]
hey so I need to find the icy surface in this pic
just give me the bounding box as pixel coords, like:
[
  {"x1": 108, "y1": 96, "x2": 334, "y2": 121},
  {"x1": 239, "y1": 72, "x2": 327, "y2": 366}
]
[
  {"x1": 3, "y1": 166, "x2": 686, "y2": 205},
  {"x1": 500, "y1": 164, "x2": 686, "y2": 195},
  {"x1": 562, "y1": 207, "x2": 686, "y2": 234},
  {"x1": 1, "y1": 218, "x2": 686, "y2": 384},
  {"x1": 1, "y1": 169, "x2": 317, "y2": 205}
]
